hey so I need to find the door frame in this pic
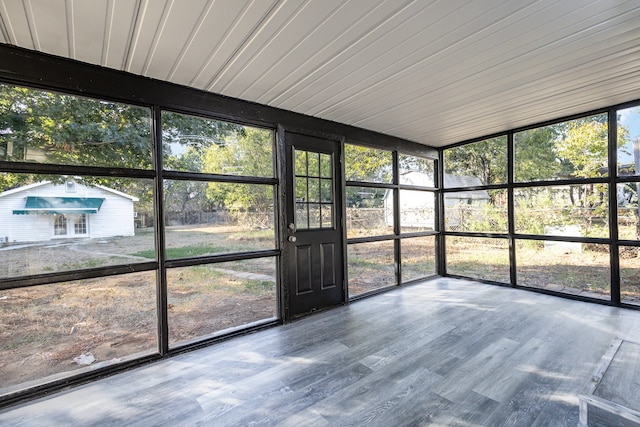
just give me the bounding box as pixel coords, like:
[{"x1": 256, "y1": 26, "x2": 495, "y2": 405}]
[{"x1": 277, "y1": 125, "x2": 347, "y2": 321}]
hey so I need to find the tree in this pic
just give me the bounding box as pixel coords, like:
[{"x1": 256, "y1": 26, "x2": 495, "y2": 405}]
[
  {"x1": 444, "y1": 136, "x2": 507, "y2": 186},
  {"x1": 203, "y1": 127, "x2": 275, "y2": 228},
  {"x1": 344, "y1": 144, "x2": 392, "y2": 183},
  {"x1": 0, "y1": 84, "x2": 153, "y2": 194},
  {"x1": 513, "y1": 126, "x2": 562, "y2": 182}
]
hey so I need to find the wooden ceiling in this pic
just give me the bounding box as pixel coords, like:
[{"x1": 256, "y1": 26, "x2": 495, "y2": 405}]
[{"x1": 1, "y1": 0, "x2": 639, "y2": 147}]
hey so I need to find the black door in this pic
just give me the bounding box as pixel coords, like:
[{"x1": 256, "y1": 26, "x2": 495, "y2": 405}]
[{"x1": 284, "y1": 131, "x2": 344, "y2": 318}]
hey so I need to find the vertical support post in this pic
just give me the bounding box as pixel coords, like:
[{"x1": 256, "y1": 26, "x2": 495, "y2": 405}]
[
  {"x1": 393, "y1": 150, "x2": 401, "y2": 285},
  {"x1": 153, "y1": 106, "x2": 169, "y2": 355},
  {"x1": 508, "y1": 132, "x2": 517, "y2": 287},
  {"x1": 437, "y1": 149, "x2": 446, "y2": 276},
  {"x1": 276, "y1": 125, "x2": 287, "y2": 319},
  {"x1": 608, "y1": 109, "x2": 620, "y2": 305}
]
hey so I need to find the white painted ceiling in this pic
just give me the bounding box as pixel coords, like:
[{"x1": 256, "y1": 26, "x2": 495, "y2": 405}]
[{"x1": 0, "y1": 0, "x2": 639, "y2": 147}]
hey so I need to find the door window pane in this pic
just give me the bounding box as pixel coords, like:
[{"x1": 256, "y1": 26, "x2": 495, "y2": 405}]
[
  {"x1": 320, "y1": 153, "x2": 332, "y2": 178},
  {"x1": 294, "y1": 148, "x2": 334, "y2": 229},
  {"x1": 0, "y1": 84, "x2": 153, "y2": 168},
  {"x1": 164, "y1": 181, "x2": 275, "y2": 258},
  {"x1": 0, "y1": 175, "x2": 155, "y2": 279},
  {"x1": 515, "y1": 114, "x2": 608, "y2": 182},
  {"x1": 162, "y1": 111, "x2": 274, "y2": 177},
  {"x1": 168, "y1": 258, "x2": 277, "y2": 346}
]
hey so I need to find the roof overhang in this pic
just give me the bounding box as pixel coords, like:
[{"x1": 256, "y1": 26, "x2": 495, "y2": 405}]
[{"x1": 13, "y1": 196, "x2": 105, "y2": 215}]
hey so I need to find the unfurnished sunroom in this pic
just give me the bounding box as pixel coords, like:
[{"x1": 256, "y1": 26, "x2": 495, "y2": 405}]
[{"x1": 0, "y1": 1, "x2": 640, "y2": 424}]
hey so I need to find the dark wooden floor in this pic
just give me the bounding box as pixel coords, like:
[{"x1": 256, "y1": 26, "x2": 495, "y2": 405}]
[{"x1": 2, "y1": 278, "x2": 640, "y2": 426}]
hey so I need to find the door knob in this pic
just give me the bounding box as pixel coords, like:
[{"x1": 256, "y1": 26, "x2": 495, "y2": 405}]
[{"x1": 288, "y1": 236, "x2": 297, "y2": 242}]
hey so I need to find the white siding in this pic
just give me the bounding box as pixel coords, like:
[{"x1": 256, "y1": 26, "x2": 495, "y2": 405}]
[
  {"x1": 89, "y1": 190, "x2": 136, "y2": 239},
  {"x1": 0, "y1": 182, "x2": 136, "y2": 243}
]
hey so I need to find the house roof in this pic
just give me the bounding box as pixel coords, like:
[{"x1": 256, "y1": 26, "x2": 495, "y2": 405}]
[
  {"x1": 0, "y1": 181, "x2": 139, "y2": 202},
  {"x1": 396, "y1": 171, "x2": 490, "y2": 200},
  {"x1": 0, "y1": 1, "x2": 638, "y2": 147},
  {"x1": 399, "y1": 171, "x2": 486, "y2": 189}
]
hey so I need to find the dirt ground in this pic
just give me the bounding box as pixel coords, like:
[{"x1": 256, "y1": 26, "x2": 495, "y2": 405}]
[{"x1": 0, "y1": 225, "x2": 276, "y2": 392}]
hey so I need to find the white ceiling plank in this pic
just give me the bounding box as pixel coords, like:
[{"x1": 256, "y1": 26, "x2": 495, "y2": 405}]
[
  {"x1": 297, "y1": 0, "x2": 524, "y2": 117},
  {"x1": 234, "y1": 0, "x2": 384, "y2": 102},
  {"x1": 0, "y1": 0, "x2": 639, "y2": 147},
  {"x1": 325, "y1": 6, "x2": 640, "y2": 132},
  {"x1": 254, "y1": 0, "x2": 415, "y2": 106},
  {"x1": 273, "y1": 0, "x2": 475, "y2": 114},
  {"x1": 102, "y1": 0, "x2": 140, "y2": 69},
  {"x1": 189, "y1": 0, "x2": 281, "y2": 90},
  {"x1": 25, "y1": 0, "x2": 69, "y2": 57},
  {"x1": 167, "y1": 0, "x2": 252, "y2": 86},
  {"x1": 69, "y1": 0, "x2": 109, "y2": 65},
  {"x1": 125, "y1": 0, "x2": 170, "y2": 74},
  {"x1": 309, "y1": 0, "x2": 586, "y2": 121},
  {"x1": 208, "y1": 0, "x2": 344, "y2": 96},
  {"x1": 355, "y1": 23, "x2": 640, "y2": 135},
  {"x1": 1, "y1": 0, "x2": 34, "y2": 50},
  {"x1": 142, "y1": 0, "x2": 210, "y2": 80}
]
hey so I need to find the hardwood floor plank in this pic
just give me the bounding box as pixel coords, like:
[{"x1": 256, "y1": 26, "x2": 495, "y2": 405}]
[{"x1": 2, "y1": 278, "x2": 640, "y2": 426}]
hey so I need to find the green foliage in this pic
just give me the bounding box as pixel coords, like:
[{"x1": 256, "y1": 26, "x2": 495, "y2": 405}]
[
  {"x1": 556, "y1": 119, "x2": 608, "y2": 178},
  {"x1": 444, "y1": 136, "x2": 507, "y2": 185},
  {"x1": 0, "y1": 83, "x2": 152, "y2": 170},
  {"x1": 133, "y1": 244, "x2": 226, "y2": 259},
  {"x1": 514, "y1": 126, "x2": 562, "y2": 182},
  {"x1": 344, "y1": 144, "x2": 392, "y2": 182},
  {"x1": 463, "y1": 203, "x2": 508, "y2": 233},
  {"x1": 399, "y1": 153, "x2": 434, "y2": 176},
  {"x1": 201, "y1": 127, "x2": 275, "y2": 227},
  {"x1": 345, "y1": 186, "x2": 386, "y2": 208},
  {"x1": 244, "y1": 280, "x2": 274, "y2": 294}
]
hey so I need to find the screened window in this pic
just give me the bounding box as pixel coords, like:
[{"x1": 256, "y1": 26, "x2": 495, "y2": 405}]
[
  {"x1": 514, "y1": 114, "x2": 608, "y2": 182},
  {"x1": 0, "y1": 83, "x2": 152, "y2": 168},
  {"x1": 514, "y1": 184, "x2": 609, "y2": 238},
  {"x1": 345, "y1": 144, "x2": 392, "y2": 183},
  {"x1": 618, "y1": 106, "x2": 640, "y2": 177},
  {"x1": 444, "y1": 136, "x2": 507, "y2": 187},
  {"x1": 161, "y1": 111, "x2": 274, "y2": 178},
  {"x1": 399, "y1": 154, "x2": 435, "y2": 186},
  {"x1": 445, "y1": 189, "x2": 507, "y2": 233}
]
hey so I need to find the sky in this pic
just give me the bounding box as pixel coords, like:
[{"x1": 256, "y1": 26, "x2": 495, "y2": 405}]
[{"x1": 618, "y1": 106, "x2": 640, "y2": 165}]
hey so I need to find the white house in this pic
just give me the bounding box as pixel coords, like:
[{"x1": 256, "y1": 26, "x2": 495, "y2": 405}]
[
  {"x1": 0, "y1": 181, "x2": 138, "y2": 244},
  {"x1": 384, "y1": 171, "x2": 490, "y2": 228}
]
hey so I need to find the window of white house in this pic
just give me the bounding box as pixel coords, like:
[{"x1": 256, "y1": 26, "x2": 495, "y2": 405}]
[
  {"x1": 74, "y1": 214, "x2": 87, "y2": 235},
  {"x1": 54, "y1": 214, "x2": 67, "y2": 235}
]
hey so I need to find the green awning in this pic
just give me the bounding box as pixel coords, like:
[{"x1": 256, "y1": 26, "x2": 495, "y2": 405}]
[{"x1": 13, "y1": 196, "x2": 105, "y2": 215}]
